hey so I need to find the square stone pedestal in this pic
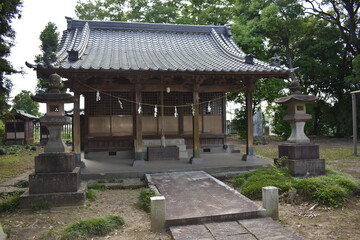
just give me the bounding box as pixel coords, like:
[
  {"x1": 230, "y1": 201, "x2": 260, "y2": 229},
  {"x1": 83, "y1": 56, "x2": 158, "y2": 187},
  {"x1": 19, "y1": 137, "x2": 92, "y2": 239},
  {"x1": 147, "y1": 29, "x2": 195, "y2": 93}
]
[
  {"x1": 277, "y1": 143, "x2": 325, "y2": 177},
  {"x1": 20, "y1": 152, "x2": 86, "y2": 209}
]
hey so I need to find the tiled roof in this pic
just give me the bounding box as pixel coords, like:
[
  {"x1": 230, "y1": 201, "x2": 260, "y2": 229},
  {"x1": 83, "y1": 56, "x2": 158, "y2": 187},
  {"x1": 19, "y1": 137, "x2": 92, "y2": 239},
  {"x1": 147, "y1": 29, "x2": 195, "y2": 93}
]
[
  {"x1": 11, "y1": 108, "x2": 38, "y2": 120},
  {"x1": 41, "y1": 18, "x2": 288, "y2": 74}
]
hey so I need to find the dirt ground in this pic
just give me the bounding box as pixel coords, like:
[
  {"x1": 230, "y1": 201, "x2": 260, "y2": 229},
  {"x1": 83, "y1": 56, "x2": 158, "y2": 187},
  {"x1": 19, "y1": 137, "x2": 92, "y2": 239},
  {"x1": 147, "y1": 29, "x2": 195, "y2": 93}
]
[
  {"x1": 1, "y1": 189, "x2": 171, "y2": 240},
  {"x1": 1, "y1": 138, "x2": 360, "y2": 239}
]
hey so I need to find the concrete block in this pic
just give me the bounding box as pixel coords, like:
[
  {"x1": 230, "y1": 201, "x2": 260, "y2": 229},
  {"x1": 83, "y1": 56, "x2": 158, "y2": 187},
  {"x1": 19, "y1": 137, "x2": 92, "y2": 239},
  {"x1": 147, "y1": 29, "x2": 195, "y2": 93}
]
[
  {"x1": 35, "y1": 152, "x2": 75, "y2": 173},
  {"x1": 0, "y1": 223, "x2": 7, "y2": 240},
  {"x1": 20, "y1": 182, "x2": 87, "y2": 209},
  {"x1": 279, "y1": 144, "x2": 319, "y2": 159},
  {"x1": 287, "y1": 159, "x2": 325, "y2": 177},
  {"x1": 262, "y1": 186, "x2": 279, "y2": 220},
  {"x1": 29, "y1": 167, "x2": 81, "y2": 194},
  {"x1": 147, "y1": 146, "x2": 179, "y2": 160},
  {"x1": 151, "y1": 196, "x2": 166, "y2": 233}
]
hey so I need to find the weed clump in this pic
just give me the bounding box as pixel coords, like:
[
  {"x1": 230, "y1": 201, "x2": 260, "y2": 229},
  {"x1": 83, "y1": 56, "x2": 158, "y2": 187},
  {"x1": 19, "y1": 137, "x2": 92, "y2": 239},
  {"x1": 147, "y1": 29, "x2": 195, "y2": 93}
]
[
  {"x1": 86, "y1": 189, "x2": 98, "y2": 202},
  {"x1": 14, "y1": 179, "x2": 29, "y2": 188},
  {"x1": 138, "y1": 188, "x2": 156, "y2": 212},
  {"x1": 0, "y1": 192, "x2": 21, "y2": 213},
  {"x1": 61, "y1": 214, "x2": 125, "y2": 240}
]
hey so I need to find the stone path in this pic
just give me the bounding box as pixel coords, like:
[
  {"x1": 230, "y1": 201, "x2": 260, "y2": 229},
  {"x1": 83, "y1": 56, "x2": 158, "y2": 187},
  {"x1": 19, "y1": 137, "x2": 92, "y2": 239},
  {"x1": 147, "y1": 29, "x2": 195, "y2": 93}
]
[
  {"x1": 146, "y1": 171, "x2": 303, "y2": 240},
  {"x1": 170, "y1": 218, "x2": 303, "y2": 240}
]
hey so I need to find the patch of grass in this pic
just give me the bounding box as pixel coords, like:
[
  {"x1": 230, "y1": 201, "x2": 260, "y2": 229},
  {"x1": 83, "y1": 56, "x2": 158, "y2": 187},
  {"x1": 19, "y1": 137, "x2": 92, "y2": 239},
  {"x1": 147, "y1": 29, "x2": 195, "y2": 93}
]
[
  {"x1": 233, "y1": 168, "x2": 360, "y2": 208},
  {"x1": 138, "y1": 188, "x2": 156, "y2": 212},
  {"x1": 86, "y1": 189, "x2": 98, "y2": 202},
  {"x1": 108, "y1": 178, "x2": 123, "y2": 183},
  {"x1": 31, "y1": 201, "x2": 52, "y2": 211},
  {"x1": 0, "y1": 146, "x2": 42, "y2": 183},
  {"x1": 60, "y1": 214, "x2": 125, "y2": 240},
  {"x1": 38, "y1": 228, "x2": 56, "y2": 240},
  {"x1": 0, "y1": 192, "x2": 21, "y2": 213},
  {"x1": 320, "y1": 147, "x2": 360, "y2": 161},
  {"x1": 14, "y1": 179, "x2": 29, "y2": 188},
  {"x1": 88, "y1": 183, "x2": 108, "y2": 190}
]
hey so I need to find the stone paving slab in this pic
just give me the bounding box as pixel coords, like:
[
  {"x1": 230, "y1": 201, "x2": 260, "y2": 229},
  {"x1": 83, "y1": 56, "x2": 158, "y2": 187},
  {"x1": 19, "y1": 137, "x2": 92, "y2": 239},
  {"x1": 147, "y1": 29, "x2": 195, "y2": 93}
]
[
  {"x1": 170, "y1": 218, "x2": 303, "y2": 240},
  {"x1": 146, "y1": 171, "x2": 266, "y2": 227}
]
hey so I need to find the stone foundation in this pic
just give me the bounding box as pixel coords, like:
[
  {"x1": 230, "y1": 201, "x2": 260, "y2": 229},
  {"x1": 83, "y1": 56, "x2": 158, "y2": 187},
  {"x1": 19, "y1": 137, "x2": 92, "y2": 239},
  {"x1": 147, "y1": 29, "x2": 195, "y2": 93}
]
[
  {"x1": 19, "y1": 182, "x2": 86, "y2": 209},
  {"x1": 277, "y1": 143, "x2": 325, "y2": 177}
]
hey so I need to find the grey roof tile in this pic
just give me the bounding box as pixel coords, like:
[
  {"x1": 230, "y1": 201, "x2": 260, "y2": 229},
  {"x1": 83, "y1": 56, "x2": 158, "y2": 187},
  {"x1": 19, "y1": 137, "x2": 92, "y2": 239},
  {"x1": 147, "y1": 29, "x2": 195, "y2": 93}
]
[{"x1": 48, "y1": 19, "x2": 289, "y2": 74}]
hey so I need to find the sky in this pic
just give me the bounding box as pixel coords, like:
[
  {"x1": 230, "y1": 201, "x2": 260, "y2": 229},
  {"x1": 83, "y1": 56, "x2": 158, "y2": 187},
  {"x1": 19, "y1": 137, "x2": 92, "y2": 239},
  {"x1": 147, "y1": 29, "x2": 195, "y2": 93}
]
[{"x1": 7, "y1": 0, "x2": 78, "y2": 113}]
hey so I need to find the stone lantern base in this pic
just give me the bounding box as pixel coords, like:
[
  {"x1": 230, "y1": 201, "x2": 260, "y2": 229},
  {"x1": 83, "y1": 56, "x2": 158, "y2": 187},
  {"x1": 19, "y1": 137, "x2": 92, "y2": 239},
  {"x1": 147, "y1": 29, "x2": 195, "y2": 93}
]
[
  {"x1": 275, "y1": 143, "x2": 325, "y2": 177},
  {"x1": 19, "y1": 152, "x2": 86, "y2": 209}
]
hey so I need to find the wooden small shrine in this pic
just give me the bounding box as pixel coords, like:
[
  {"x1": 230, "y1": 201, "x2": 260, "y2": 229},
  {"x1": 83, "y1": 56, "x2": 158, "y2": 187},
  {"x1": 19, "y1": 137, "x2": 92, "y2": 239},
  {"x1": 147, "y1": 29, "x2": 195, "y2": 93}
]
[{"x1": 27, "y1": 18, "x2": 290, "y2": 165}]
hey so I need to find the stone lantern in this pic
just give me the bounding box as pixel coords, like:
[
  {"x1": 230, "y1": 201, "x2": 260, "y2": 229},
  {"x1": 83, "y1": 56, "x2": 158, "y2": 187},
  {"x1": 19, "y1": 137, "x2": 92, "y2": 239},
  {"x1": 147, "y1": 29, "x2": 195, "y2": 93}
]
[
  {"x1": 20, "y1": 73, "x2": 86, "y2": 208},
  {"x1": 274, "y1": 81, "x2": 325, "y2": 177}
]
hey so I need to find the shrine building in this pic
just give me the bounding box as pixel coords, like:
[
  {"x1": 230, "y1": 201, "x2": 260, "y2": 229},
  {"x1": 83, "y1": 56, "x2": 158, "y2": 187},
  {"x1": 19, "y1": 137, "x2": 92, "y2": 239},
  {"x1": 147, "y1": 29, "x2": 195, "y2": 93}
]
[{"x1": 27, "y1": 18, "x2": 290, "y2": 165}]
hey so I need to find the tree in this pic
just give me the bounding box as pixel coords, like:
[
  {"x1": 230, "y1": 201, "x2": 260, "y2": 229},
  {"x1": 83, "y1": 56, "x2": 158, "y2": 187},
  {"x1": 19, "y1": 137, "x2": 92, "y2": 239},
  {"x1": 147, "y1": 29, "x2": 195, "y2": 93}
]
[
  {"x1": 12, "y1": 90, "x2": 40, "y2": 117},
  {"x1": 35, "y1": 22, "x2": 60, "y2": 93},
  {"x1": 75, "y1": 0, "x2": 233, "y2": 25},
  {"x1": 304, "y1": 0, "x2": 359, "y2": 57},
  {"x1": 0, "y1": 0, "x2": 22, "y2": 116}
]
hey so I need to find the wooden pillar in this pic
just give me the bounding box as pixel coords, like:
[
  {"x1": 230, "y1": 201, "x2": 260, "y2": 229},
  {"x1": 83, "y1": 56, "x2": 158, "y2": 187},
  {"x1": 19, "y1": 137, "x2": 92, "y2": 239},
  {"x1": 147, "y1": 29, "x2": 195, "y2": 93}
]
[
  {"x1": 352, "y1": 93, "x2": 358, "y2": 155},
  {"x1": 133, "y1": 84, "x2": 145, "y2": 166},
  {"x1": 73, "y1": 92, "x2": 83, "y2": 166},
  {"x1": 190, "y1": 90, "x2": 203, "y2": 164},
  {"x1": 242, "y1": 83, "x2": 255, "y2": 161}
]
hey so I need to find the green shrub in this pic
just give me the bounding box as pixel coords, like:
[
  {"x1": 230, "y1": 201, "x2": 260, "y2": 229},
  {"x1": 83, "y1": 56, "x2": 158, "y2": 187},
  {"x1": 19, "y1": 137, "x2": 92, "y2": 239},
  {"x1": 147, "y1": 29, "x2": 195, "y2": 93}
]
[
  {"x1": 293, "y1": 170, "x2": 359, "y2": 208},
  {"x1": 61, "y1": 214, "x2": 125, "y2": 240},
  {"x1": 88, "y1": 183, "x2": 108, "y2": 190},
  {"x1": 14, "y1": 179, "x2": 29, "y2": 188},
  {"x1": 97, "y1": 179, "x2": 106, "y2": 183},
  {"x1": 234, "y1": 167, "x2": 360, "y2": 208},
  {"x1": 86, "y1": 189, "x2": 98, "y2": 202},
  {"x1": 138, "y1": 188, "x2": 156, "y2": 212},
  {"x1": 0, "y1": 148, "x2": 6, "y2": 155},
  {"x1": 0, "y1": 194, "x2": 20, "y2": 213},
  {"x1": 30, "y1": 146, "x2": 37, "y2": 151},
  {"x1": 31, "y1": 201, "x2": 52, "y2": 211},
  {"x1": 240, "y1": 168, "x2": 293, "y2": 199}
]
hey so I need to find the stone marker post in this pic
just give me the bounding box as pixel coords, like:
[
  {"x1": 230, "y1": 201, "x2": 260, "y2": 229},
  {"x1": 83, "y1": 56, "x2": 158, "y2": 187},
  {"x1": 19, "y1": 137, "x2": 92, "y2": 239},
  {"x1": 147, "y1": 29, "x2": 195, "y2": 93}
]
[
  {"x1": 262, "y1": 186, "x2": 279, "y2": 220},
  {"x1": 0, "y1": 223, "x2": 6, "y2": 240},
  {"x1": 151, "y1": 196, "x2": 166, "y2": 232}
]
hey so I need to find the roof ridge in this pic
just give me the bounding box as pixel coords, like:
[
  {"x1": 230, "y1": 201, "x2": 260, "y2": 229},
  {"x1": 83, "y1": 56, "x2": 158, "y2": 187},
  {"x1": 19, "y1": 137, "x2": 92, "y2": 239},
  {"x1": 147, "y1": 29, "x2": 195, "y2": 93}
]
[{"x1": 67, "y1": 18, "x2": 228, "y2": 35}]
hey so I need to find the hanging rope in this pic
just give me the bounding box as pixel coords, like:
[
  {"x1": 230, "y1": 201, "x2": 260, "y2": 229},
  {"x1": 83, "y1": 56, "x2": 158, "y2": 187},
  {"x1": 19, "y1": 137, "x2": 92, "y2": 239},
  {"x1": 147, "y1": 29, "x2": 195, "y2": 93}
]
[{"x1": 75, "y1": 78, "x2": 230, "y2": 108}]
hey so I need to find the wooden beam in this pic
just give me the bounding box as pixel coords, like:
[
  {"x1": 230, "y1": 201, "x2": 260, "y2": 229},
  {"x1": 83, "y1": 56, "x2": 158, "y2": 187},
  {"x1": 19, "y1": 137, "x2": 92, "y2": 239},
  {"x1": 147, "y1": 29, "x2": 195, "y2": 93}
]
[
  {"x1": 352, "y1": 93, "x2": 358, "y2": 155},
  {"x1": 191, "y1": 90, "x2": 201, "y2": 161}
]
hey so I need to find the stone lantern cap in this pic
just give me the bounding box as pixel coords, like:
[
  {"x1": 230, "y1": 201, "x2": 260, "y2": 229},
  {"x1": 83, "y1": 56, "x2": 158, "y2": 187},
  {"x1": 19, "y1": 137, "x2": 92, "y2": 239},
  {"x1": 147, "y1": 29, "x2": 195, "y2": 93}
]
[
  {"x1": 275, "y1": 81, "x2": 317, "y2": 105},
  {"x1": 31, "y1": 73, "x2": 77, "y2": 104}
]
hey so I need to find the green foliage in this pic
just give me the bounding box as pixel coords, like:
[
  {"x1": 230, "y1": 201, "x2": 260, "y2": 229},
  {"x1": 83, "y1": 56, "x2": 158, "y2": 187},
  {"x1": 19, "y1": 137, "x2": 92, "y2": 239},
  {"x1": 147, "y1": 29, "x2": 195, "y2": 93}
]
[
  {"x1": 0, "y1": 0, "x2": 23, "y2": 116},
  {"x1": 233, "y1": 168, "x2": 360, "y2": 208},
  {"x1": 233, "y1": 168, "x2": 294, "y2": 199},
  {"x1": 138, "y1": 188, "x2": 156, "y2": 212},
  {"x1": 35, "y1": 22, "x2": 61, "y2": 94},
  {"x1": 88, "y1": 183, "x2": 108, "y2": 190},
  {"x1": 86, "y1": 189, "x2": 98, "y2": 202},
  {"x1": 12, "y1": 90, "x2": 40, "y2": 117},
  {"x1": 31, "y1": 201, "x2": 52, "y2": 211},
  {"x1": 0, "y1": 192, "x2": 21, "y2": 213},
  {"x1": 61, "y1": 214, "x2": 125, "y2": 240},
  {"x1": 14, "y1": 179, "x2": 28, "y2": 188},
  {"x1": 76, "y1": 0, "x2": 233, "y2": 25}
]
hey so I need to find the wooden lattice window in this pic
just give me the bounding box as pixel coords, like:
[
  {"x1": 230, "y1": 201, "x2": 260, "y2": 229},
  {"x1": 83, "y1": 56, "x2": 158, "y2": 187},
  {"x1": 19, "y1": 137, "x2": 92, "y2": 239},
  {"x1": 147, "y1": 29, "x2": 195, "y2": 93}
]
[
  {"x1": 182, "y1": 92, "x2": 194, "y2": 115},
  {"x1": 85, "y1": 92, "x2": 133, "y2": 116},
  {"x1": 200, "y1": 92, "x2": 224, "y2": 115},
  {"x1": 164, "y1": 92, "x2": 180, "y2": 115},
  {"x1": 142, "y1": 92, "x2": 160, "y2": 115},
  {"x1": 111, "y1": 92, "x2": 133, "y2": 115}
]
